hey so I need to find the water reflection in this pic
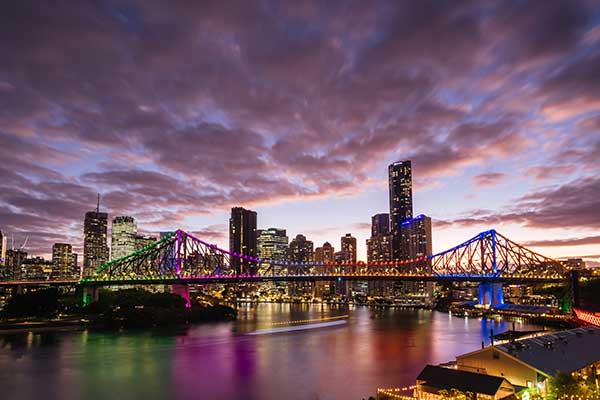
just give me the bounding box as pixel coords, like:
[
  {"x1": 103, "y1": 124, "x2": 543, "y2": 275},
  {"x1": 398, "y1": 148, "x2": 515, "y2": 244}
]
[{"x1": 0, "y1": 305, "x2": 545, "y2": 400}]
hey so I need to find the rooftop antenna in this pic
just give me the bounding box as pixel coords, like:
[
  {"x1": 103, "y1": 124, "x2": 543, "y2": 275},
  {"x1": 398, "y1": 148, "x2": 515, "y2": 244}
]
[{"x1": 97, "y1": 193, "x2": 100, "y2": 213}]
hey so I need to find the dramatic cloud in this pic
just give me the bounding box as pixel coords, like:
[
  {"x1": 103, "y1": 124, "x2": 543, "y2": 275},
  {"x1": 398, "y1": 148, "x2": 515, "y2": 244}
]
[
  {"x1": 442, "y1": 177, "x2": 600, "y2": 230},
  {"x1": 1, "y1": 0, "x2": 599, "y2": 257},
  {"x1": 472, "y1": 172, "x2": 508, "y2": 187},
  {"x1": 524, "y1": 236, "x2": 600, "y2": 247}
]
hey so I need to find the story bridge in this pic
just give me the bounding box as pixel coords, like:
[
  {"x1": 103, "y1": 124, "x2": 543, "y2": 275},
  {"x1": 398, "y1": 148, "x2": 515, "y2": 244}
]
[{"x1": 0, "y1": 229, "x2": 569, "y2": 306}]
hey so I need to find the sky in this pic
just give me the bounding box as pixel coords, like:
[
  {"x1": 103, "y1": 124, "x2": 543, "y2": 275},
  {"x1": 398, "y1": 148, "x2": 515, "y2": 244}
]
[{"x1": 1, "y1": 1, "x2": 599, "y2": 266}]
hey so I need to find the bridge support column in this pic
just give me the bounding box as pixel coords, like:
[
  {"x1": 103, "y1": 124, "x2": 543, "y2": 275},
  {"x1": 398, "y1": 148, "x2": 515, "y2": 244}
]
[
  {"x1": 478, "y1": 282, "x2": 504, "y2": 307},
  {"x1": 172, "y1": 284, "x2": 191, "y2": 308},
  {"x1": 82, "y1": 286, "x2": 99, "y2": 307}
]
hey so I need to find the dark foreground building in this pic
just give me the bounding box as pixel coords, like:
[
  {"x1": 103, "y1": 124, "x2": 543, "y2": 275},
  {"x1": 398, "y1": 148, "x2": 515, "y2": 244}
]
[{"x1": 229, "y1": 207, "x2": 257, "y2": 275}]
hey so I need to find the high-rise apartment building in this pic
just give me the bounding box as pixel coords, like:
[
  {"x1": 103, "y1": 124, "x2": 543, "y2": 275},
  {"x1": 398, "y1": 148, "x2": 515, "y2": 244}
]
[
  {"x1": 52, "y1": 243, "x2": 76, "y2": 279},
  {"x1": 389, "y1": 160, "x2": 413, "y2": 260},
  {"x1": 229, "y1": 207, "x2": 257, "y2": 274},
  {"x1": 111, "y1": 216, "x2": 137, "y2": 260},
  {"x1": 83, "y1": 197, "x2": 109, "y2": 277},
  {"x1": 340, "y1": 233, "x2": 357, "y2": 264}
]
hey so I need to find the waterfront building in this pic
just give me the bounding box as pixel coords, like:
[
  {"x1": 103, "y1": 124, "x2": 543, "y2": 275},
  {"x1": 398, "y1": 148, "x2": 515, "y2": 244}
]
[
  {"x1": 229, "y1": 207, "x2": 257, "y2": 275},
  {"x1": 83, "y1": 197, "x2": 109, "y2": 277},
  {"x1": 456, "y1": 326, "x2": 600, "y2": 393},
  {"x1": 288, "y1": 234, "x2": 314, "y2": 296},
  {"x1": 389, "y1": 160, "x2": 413, "y2": 261},
  {"x1": 415, "y1": 365, "x2": 515, "y2": 400},
  {"x1": 52, "y1": 243, "x2": 77, "y2": 279},
  {"x1": 22, "y1": 257, "x2": 53, "y2": 280},
  {"x1": 111, "y1": 215, "x2": 137, "y2": 260},
  {"x1": 5, "y1": 249, "x2": 27, "y2": 280}
]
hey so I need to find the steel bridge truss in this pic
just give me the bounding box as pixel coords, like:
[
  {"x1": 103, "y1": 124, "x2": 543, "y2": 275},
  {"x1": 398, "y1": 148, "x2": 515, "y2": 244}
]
[
  {"x1": 85, "y1": 229, "x2": 566, "y2": 283},
  {"x1": 431, "y1": 229, "x2": 565, "y2": 279}
]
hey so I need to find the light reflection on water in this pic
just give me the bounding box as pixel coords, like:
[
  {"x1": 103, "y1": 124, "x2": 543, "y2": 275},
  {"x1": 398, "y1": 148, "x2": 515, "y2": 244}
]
[{"x1": 0, "y1": 304, "x2": 545, "y2": 400}]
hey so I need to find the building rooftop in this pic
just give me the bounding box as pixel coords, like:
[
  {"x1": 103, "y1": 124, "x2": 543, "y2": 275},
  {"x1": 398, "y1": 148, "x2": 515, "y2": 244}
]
[
  {"x1": 496, "y1": 326, "x2": 600, "y2": 376},
  {"x1": 416, "y1": 365, "x2": 510, "y2": 396}
]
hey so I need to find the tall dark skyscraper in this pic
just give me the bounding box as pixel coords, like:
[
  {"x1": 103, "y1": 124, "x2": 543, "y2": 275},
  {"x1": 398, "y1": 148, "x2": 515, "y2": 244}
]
[
  {"x1": 83, "y1": 196, "x2": 109, "y2": 277},
  {"x1": 389, "y1": 160, "x2": 413, "y2": 260},
  {"x1": 229, "y1": 207, "x2": 257, "y2": 275}
]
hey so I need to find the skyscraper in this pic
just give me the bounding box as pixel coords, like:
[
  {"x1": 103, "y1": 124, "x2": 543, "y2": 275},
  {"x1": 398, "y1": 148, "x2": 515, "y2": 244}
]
[
  {"x1": 340, "y1": 233, "x2": 357, "y2": 264},
  {"x1": 229, "y1": 207, "x2": 257, "y2": 274},
  {"x1": 52, "y1": 243, "x2": 75, "y2": 279},
  {"x1": 389, "y1": 160, "x2": 413, "y2": 260},
  {"x1": 111, "y1": 215, "x2": 137, "y2": 260},
  {"x1": 83, "y1": 196, "x2": 109, "y2": 277}
]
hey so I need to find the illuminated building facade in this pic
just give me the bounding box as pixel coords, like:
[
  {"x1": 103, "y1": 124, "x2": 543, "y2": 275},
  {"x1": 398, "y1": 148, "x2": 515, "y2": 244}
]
[
  {"x1": 257, "y1": 228, "x2": 288, "y2": 262},
  {"x1": 23, "y1": 256, "x2": 53, "y2": 280},
  {"x1": 111, "y1": 216, "x2": 137, "y2": 260},
  {"x1": 229, "y1": 207, "x2": 257, "y2": 275},
  {"x1": 52, "y1": 243, "x2": 78, "y2": 279}
]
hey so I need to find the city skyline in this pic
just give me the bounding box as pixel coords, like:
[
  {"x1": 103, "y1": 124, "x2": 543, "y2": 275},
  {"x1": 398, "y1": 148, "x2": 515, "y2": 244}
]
[{"x1": 1, "y1": 1, "x2": 600, "y2": 266}]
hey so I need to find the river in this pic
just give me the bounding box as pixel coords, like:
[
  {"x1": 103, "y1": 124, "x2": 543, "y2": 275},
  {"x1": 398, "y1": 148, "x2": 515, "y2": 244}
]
[{"x1": 0, "y1": 304, "x2": 545, "y2": 400}]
